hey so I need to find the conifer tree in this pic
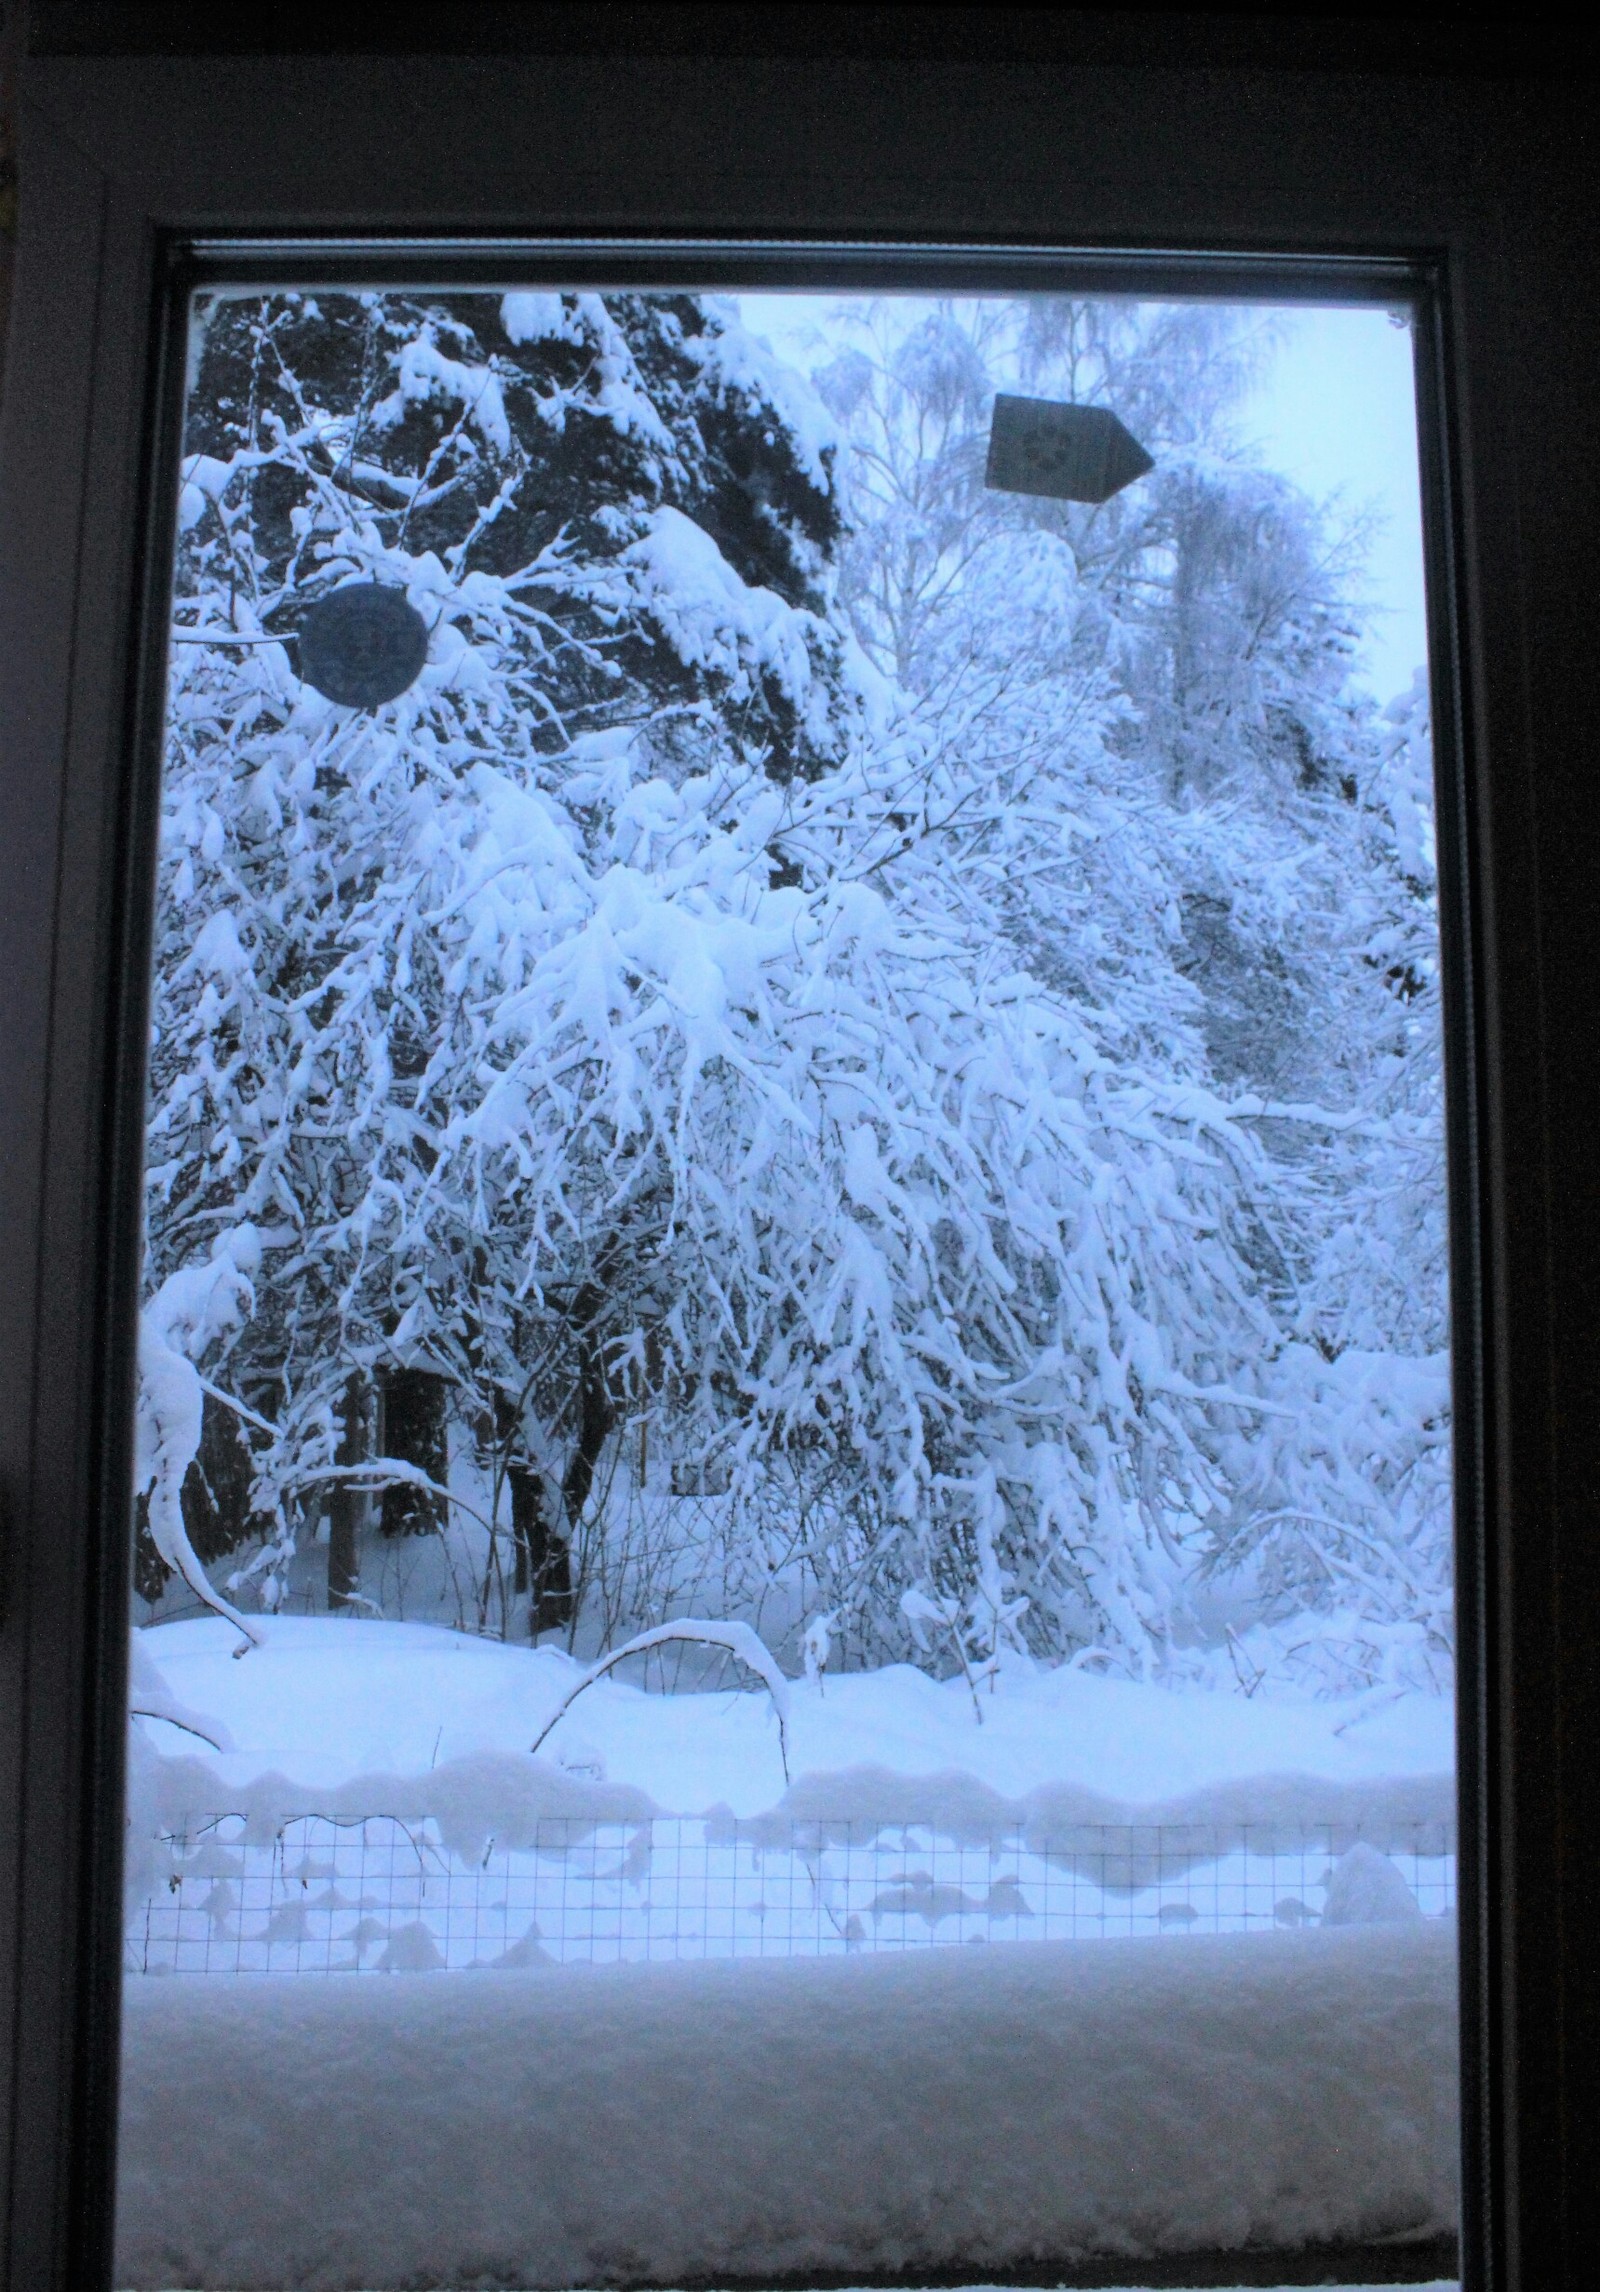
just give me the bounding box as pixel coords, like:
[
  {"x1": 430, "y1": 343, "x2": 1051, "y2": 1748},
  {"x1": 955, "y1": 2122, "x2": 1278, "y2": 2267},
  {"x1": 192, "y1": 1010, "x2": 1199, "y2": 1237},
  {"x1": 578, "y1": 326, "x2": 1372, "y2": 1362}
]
[{"x1": 146, "y1": 287, "x2": 869, "y2": 1616}]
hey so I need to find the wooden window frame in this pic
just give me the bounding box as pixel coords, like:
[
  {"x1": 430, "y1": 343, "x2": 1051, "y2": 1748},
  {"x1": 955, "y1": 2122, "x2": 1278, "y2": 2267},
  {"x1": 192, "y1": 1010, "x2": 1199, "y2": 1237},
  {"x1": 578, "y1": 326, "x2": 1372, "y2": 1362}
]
[{"x1": 1, "y1": 14, "x2": 1596, "y2": 2290}]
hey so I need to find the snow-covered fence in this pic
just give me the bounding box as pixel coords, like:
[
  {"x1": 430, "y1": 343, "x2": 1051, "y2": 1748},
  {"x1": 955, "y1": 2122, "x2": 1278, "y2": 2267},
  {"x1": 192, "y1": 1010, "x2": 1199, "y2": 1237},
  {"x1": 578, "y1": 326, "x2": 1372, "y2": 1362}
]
[{"x1": 130, "y1": 1812, "x2": 1454, "y2": 1974}]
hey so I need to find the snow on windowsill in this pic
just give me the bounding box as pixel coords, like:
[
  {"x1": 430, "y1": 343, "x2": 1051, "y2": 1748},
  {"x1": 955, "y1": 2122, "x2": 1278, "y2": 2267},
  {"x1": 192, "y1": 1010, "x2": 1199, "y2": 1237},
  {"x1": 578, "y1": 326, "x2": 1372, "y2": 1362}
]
[{"x1": 117, "y1": 1923, "x2": 1456, "y2": 2292}]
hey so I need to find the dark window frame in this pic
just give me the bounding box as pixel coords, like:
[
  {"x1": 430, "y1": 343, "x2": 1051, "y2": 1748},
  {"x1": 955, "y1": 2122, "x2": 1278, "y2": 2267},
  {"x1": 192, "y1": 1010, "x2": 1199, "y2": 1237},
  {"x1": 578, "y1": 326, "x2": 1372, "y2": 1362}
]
[{"x1": 0, "y1": 22, "x2": 1595, "y2": 2292}]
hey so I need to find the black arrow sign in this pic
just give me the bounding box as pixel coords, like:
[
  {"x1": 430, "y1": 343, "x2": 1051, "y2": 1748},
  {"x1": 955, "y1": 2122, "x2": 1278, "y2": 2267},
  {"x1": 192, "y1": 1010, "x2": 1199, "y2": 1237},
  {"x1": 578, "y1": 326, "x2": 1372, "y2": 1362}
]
[{"x1": 985, "y1": 396, "x2": 1154, "y2": 504}]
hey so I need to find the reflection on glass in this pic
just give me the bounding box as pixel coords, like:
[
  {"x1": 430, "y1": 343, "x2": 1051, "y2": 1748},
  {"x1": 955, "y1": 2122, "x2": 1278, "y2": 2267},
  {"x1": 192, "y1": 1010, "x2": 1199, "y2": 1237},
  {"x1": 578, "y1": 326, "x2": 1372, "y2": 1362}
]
[{"x1": 118, "y1": 283, "x2": 1458, "y2": 2290}]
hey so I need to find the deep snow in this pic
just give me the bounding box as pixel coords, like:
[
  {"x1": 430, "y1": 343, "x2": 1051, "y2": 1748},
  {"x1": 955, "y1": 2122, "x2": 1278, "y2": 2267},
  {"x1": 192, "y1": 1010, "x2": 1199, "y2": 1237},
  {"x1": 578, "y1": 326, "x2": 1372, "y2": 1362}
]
[
  {"x1": 133, "y1": 1615, "x2": 1454, "y2": 1817},
  {"x1": 117, "y1": 1923, "x2": 1457, "y2": 2291},
  {"x1": 127, "y1": 1618, "x2": 1455, "y2": 1965},
  {"x1": 123, "y1": 1580, "x2": 1457, "y2": 2283}
]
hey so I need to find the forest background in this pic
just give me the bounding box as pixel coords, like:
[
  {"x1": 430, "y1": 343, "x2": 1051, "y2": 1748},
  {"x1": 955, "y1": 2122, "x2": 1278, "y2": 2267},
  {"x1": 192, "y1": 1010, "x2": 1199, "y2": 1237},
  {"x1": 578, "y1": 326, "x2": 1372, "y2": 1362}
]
[{"x1": 134, "y1": 284, "x2": 1448, "y2": 1707}]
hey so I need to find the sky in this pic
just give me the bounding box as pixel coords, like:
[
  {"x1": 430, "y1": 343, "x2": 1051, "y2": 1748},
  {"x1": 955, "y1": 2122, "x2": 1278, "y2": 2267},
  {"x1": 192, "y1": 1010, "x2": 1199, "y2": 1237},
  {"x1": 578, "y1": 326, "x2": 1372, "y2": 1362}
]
[
  {"x1": 1239, "y1": 304, "x2": 1427, "y2": 702},
  {"x1": 737, "y1": 293, "x2": 1428, "y2": 706}
]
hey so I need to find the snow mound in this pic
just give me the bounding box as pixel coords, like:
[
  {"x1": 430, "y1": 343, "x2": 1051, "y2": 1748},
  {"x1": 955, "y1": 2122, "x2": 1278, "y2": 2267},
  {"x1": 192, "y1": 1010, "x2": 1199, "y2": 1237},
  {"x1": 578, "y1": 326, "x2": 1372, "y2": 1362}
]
[
  {"x1": 721, "y1": 1761, "x2": 1453, "y2": 1861},
  {"x1": 117, "y1": 1924, "x2": 1457, "y2": 2290},
  {"x1": 134, "y1": 1616, "x2": 1456, "y2": 1817}
]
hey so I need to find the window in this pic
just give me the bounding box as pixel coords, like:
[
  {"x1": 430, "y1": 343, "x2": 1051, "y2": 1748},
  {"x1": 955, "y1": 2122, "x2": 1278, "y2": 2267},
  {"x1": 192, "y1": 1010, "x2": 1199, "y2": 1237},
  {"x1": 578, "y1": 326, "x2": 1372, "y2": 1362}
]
[
  {"x1": 116, "y1": 268, "x2": 1456, "y2": 2287},
  {"x1": 1, "y1": 20, "x2": 1596, "y2": 2292}
]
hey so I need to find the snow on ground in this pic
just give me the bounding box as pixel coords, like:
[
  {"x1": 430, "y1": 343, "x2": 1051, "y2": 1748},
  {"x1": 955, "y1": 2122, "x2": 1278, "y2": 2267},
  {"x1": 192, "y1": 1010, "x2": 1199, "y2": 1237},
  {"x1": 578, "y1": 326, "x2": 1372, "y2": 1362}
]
[
  {"x1": 135, "y1": 1615, "x2": 1454, "y2": 1817},
  {"x1": 122, "y1": 1624, "x2": 1458, "y2": 2283},
  {"x1": 118, "y1": 1923, "x2": 1457, "y2": 2292}
]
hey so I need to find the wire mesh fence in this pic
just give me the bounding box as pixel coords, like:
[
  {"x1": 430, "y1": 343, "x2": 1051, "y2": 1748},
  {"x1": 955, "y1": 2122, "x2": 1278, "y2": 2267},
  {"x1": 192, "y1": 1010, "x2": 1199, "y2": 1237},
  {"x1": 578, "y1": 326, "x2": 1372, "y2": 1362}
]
[{"x1": 130, "y1": 1814, "x2": 1456, "y2": 1973}]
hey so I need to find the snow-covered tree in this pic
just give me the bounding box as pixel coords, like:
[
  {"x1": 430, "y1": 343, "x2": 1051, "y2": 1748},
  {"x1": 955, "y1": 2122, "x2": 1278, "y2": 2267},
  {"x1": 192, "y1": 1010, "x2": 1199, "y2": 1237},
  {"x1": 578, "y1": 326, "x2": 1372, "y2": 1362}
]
[
  {"x1": 143, "y1": 286, "x2": 1448, "y2": 1699},
  {"x1": 802, "y1": 295, "x2": 1449, "y2": 1690},
  {"x1": 147, "y1": 286, "x2": 870, "y2": 1616}
]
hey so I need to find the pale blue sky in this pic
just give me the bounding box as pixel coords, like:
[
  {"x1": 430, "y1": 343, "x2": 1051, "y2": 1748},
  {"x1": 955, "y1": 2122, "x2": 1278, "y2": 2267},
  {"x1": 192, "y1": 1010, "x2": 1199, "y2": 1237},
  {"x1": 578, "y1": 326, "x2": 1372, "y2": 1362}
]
[
  {"x1": 738, "y1": 294, "x2": 1428, "y2": 707},
  {"x1": 1238, "y1": 304, "x2": 1426, "y2": 704}
]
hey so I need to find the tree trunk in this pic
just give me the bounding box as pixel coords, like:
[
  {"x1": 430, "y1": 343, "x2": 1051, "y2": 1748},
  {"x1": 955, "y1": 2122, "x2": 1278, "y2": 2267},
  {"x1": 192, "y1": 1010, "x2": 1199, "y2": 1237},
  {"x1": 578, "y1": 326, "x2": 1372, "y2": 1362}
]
[
  {"x1": 511, "y1": 1462, "x2": 531, "y2": 1597},
  {"x1": 379, "y1": 1368, "x2": 449, "y2": 1536},
  {"x1": 494, "y1": 1388, "x2": 573, "y2": 1635},
  {"x1": 560, "y1": 1327, "x2": 612, "y2": 1540},
  {"x1": 514, "y1": 1464, "x2": 573, "y2": 1635},
  {"x1": 328, "y1": 1371, "x2": 368, "y2": 1610}
]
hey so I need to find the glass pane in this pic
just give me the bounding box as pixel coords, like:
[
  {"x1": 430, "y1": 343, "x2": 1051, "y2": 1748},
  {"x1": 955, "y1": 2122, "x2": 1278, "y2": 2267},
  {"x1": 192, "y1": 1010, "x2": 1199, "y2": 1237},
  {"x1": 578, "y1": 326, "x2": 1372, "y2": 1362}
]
[{"x1": 119, "y1": 278, "x2": 1457, "y2": 2291}]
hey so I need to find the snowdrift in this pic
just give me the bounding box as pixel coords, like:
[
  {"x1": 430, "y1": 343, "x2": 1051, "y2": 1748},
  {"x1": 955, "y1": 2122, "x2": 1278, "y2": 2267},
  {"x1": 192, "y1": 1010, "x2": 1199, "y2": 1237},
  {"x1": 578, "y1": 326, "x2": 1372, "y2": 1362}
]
[
  {"x1": 132, "y1": 1615, "x2": 1456, "y2": 1816},
  {"x1": 117, "y1": 1923, "x2": 1456, "y2": 2291}
]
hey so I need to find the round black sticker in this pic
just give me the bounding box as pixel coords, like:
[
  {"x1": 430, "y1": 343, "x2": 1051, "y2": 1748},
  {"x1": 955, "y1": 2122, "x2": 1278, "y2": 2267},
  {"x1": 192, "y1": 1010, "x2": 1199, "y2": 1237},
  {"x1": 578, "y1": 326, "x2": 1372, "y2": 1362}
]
[{"x1": 298, "y1": 584, "x2": 429, "y2": 707}]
